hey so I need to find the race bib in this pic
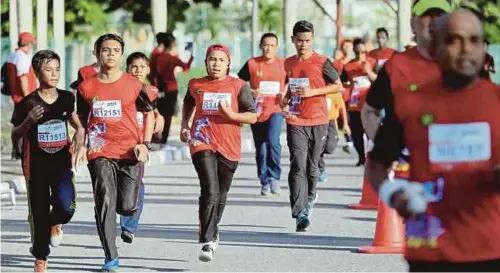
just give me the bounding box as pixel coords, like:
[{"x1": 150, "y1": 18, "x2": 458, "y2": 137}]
[
  {"x1": 259, "y1": 81, "x2": 280, "y2": 95},
  {"x1": 136, "y1": 112, "x2": 144, "y2": 128},
  {"x1": 353, "y1": 76, "x2": 371, "y2": 89},
  {"x1": 202, "y1": 92, "x2": 232, "y2": 115},
  {"x1": 429, "y1": 122, "x2": 492, "y2": 172},
  {"x1": 378, "y1": 59, "x2": 388, "y2": 67},
  {"x1": 37, "y1": 120, "x2": 67, "y2": 153},
  {"x1": 288, "y1": 78, "x2": 309, "y2": 115},
  {"x1": 92, "y1": 100, "x2": 122, "y2": 118}
]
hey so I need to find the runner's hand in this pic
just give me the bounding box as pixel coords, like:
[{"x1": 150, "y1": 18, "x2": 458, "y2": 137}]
[
  {"x1": 343, "y1": 124, "x2": 351, "y2": 135},
  {"x1": 296, "y1": 86, "x2": 315, "y2": 98},
  {"x1": 362, "y1": 61, "x2": 373, "y2": 73},
  {"x1": 180, "y1": 127, "x2": 190, "y2": 143},
  {"x1": 219, "y1": 100, "x2": 234, "y2": 121},
  {"x1": 27, "y1": 106, "x2": 44, "y2": 125},
  {"x1": 134, "y1": 144, "x2": 149, "y2": 162},
  {"x1": 154, "y1": 113, "x2": 165, "y2": 133},
  {"x1": 72, "y1": 145, "x2": 87, "y2": 172},
  {"x1": 391, "y1": 191, "x2": 413, "y2": 219}
]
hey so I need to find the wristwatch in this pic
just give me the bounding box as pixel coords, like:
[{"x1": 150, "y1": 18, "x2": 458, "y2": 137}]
[{"x1": 143, "y1": 141, "x2": 153, "y2": 151}]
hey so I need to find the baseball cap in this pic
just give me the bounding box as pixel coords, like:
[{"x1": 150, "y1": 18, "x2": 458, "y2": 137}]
[
  {"x1": 19, "y1": 32, "x2": 36, "y2": 44},
  {"x1": 412, "y1": 0, "x2": 452, "y2": 16},
  {"x1": 205, "y1": 44, "x2": 230, "y2": 61}
]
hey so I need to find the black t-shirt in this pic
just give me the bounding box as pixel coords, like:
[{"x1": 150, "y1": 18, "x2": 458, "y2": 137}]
[{"x1": 11, "y1": 89, "x2": 75, "y2": 169}]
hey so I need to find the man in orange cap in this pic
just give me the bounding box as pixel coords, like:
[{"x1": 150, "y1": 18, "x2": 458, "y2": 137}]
[{"x1": 5, "y1": 32, "x2": 38, "y2": 160}]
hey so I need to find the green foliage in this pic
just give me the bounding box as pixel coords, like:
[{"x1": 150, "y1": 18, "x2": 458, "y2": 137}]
[
  {"x1": 453, "y1": 0, "x2": 500, "y2": 43},
  {"x1": 259, "y1": 0, "x2": 282, "y2": 34},
  {"x1": 184, "y1": 3, "x2": 230, "y2": 40},
  {"x1": 176, "y1": 66, "x2": 208, "y2": 96}
]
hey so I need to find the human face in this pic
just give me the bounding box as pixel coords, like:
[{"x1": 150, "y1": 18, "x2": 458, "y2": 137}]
[
  {"x1": 127, "y1": 58, "x2": 150, "y2": 82},
  {"x1": 99, "y1": 40, "x2": 123, "y2": 69},
  {"x1": 292, "y1": 32, "x2": 314, "y2": 56},
  {"x1": 354, "y1": 43, "x2": 368, "y2": 59},
  {"x1": 412, "y1": 9, "x2": 447, "y2": 48},
  {"x1": 38, "y1": 59, "x2": 60, "y2": 88},
  {"x1": 377, "y1": 31, "x2": 388, "y2": 48},
  {"x1": 260, "y1": 37, "x2": 278, "y2": 60},
  {"x1": 436, "y1": 11, "x2": 485, "y2": 78},
  {"x1": 342, "y1": 41, "x2": 353, "y2": 56},
  {"x1": 206, "y1": 50, "x2": 229, "y2": 79},
  {"x1": 334, "y1": 49, "x2": 344, "y2": 60}
]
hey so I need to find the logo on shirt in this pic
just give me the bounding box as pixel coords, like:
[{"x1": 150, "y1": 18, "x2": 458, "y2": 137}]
[
  {"x1": 420, "y1": 113, "x2": 434, "y2": 126},
  {"x1": 195, "y1": 89, "x2": 203, "y2": 95},
  {"x1": 409, "y1": 84, "x2": 419, "y2": 92},
  {"x1": 62, "y1": 112, "x2": 67, "y2": 116},
  {"x1": 92, "y1": 96, "x2": 99, "y2": 102}
]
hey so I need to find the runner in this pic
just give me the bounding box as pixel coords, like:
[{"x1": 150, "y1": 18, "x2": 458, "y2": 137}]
[
  {"x1": 237, "y1": 32, "x2": 286, "y2": 196},
  {"x1": 332, "y1": 39, "x2": 354, "y2": 154},
  {"x1": 69, "y1": 38, "x2": 101, "y2": 90},
  {"x1": 11, "y1": 50, "x2": 86, "y2": 272},
  {"x1": 76, "y1": 34, "x2": 155, "y2": 272},
  {"x1": 368, "y1": 27, "x2": 397, "y2": 69},
  {"x1": 282, "y1": 20, "x2": 344, "y2": 231},
  {"x1": 366, "y1": 9, "x2": 500, "y2": 271},
  {"x1": 318, "y1": 92, "x2": 350, "y2": 182},
  {"x1": 149, "y1": 32, "x2": 167, "y2": 87},
  {"x1": 362, "y1": 0, "x2": 452, "y2": 141},
  {"x1": 340, "y1": 38, "x2": 378, "y2": 166},
  {"x1": 156, "y1": 33, "x2": 194, "y2": 146},
  {"x1": 119, "y1": 52, "x2": 164, "y2": 244},
  {"x1": 5, "y1": 32, "x2": 38, "y2": 160},
  {"x1": 180, "y1": 44, "x2": 257, "y2": 262}
]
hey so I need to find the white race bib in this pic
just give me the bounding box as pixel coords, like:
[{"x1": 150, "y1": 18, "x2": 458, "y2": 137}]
[
  {"x1": 429, "y1": 122, "x2": 491, "y2": 166},
  {"x1": 259, "y1": 81, "x2": 280, "y2": 95},
  {"x1": 353, "y1": 76, "x2": 371, "y2": 89},
  {"x1": 289, "y1": 78, "x2": 310, "y2": 93},
  {"x1": 136, "y1": 112, "x2": 144, "y2": 128},
  {"x1": 92, "y1": 100, "x2": 122, "y2": 118},
  {"x1": 202, "y1": 92, "x2": 232, "y2": 113},
  {"x1": 37, "y1": 120, "x2": 67, "y2": 152}
]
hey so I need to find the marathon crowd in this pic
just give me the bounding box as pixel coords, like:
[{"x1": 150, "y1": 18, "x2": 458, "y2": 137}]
[{"x1": 2, "y1": 0, "x2": 499, "y2": 271}]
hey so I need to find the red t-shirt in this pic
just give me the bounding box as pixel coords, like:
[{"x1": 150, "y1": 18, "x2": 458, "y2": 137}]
[
  {"x1": 396, "y1": 79, "x2": 500, "y2": 262},
  {"x1": 6, "y1": 49, "x2": 37, "y2": 103},
  {"x1": 187, "y1": 76, "x2": 255, "y2": 161},
  {"x1": 149, "y1": 48, "x2": 163, "y2": 87},
  {"x1": 284, "y1": 52, "x2": 339, "y2": 126},
  {"x1": 342, "y1": 57, "x2": 377, "y2": 112},
  {"x1": 156, "y1": 53, "x2": 194, "y2": 92},
  {"x1": 368, "y1": 47, "x2": 397, "y2": 67},
  {"x1": 77, "y1": 73, "x2": 143, "y2": 161},
  {"x1": 332, "y1": 58, "x2": 351, "y2": 102},
  {"x1": 238, "y1": 57, "x2": 286, "y2": 122},
  {"x1": 136, "y1": 84, "x2": 159, "y2": 132}
]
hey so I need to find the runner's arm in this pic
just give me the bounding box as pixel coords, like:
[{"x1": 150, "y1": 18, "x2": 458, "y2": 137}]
[
  {"x1": 76, "y1": 90, "x2": 90, "y2": 130},
  {"x1": 362, "y1": 67, "x2": 392, "y2": 140},
  {"x1": 365, "y1": 108, "x2": 405, "y2": 192},
  {"x1": 10, "y1": 100, "x2": 32, "y2": 141},
  {"x1": 136, "y1": 87, "x2": 155, "y2": 142},
  {"x1": 181, "y1": 90, "x2": 196, "y2": 130},
  {"x1": 19, "y1": 75, "x2": 31, "y2": 97},
  {"x1": 222, "y1": 84, "x2": 257, "y2": 124}
]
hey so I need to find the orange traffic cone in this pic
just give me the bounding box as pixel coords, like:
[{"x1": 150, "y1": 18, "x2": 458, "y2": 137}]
[
  {"x1": 358, "y1": 199, "x2": 405, "y2": 254},
  {"x1": 349, "y1": 157, "x2": 378, "y2": 210}
]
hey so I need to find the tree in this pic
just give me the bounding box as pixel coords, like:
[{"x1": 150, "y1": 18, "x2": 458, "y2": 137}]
[
  {"x1": 453, "y1": 0, "x2": 500, "y2": 43},
  {"x1": 259, "y1": 0, "x2": 282, "y2": 34}
]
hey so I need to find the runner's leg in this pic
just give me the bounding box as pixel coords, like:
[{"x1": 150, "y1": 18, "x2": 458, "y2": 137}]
[{"x1": 286, "y1": 124, "x2": 309, "y2": 218}]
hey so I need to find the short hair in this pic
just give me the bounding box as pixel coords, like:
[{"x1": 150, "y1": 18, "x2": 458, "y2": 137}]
[
  {"x1": 126, "y1": 52, "x2": 149, "y2": 67},
  {"x1": 376, "y1": 27, "x2": 389, "y2": 38},
  {"x1": 353, "y1": 37, "x2": 364, "y2": 48},
  {"x1": 293, "y1": 20, "x2": 314, "y2": 36},
  {"x1": 32, "y1": 50, "x2": 60, "y2": 74},
  {"x1": 161, "y1": 32, "x2": 176, "y2": 47},
  {"x1": 156, "y1": 32, "x2": 167, "y2": 44},
  {"x1": 259, "y1": 33, "x2": 278, "y2": 46},
  {"x1": 95, "y1": 33, "x2": 125, "y2": 55}
]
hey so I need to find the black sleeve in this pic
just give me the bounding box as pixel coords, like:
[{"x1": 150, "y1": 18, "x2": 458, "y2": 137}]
[
  {"x1": 365, "y1": 67, "x2": 393, "y2": 110},
  {"x1": 65, "y1": 90, "x2": 75, "y2": 114},
  {"x1": 183, "y1": 89, "x2": 196, "y2": 107},
  {"x1": 238, "y1": 83, "x2": 256, "y2": 113},
  {"x1": 340, "y1": 69, "x2": 349, "y2": 83},
  {"x1": 322, "y1": 59, "x2": 339, "y2": 84},
  {"x1": 368, "y1": 108, "x2": 405, "y2": 166},
  {"x1": 76, "y1": 90, "x2": 90, "y2": 120},
  {"x1": 11, "y1": 99, "x2": 27, "y2": 126},
  {"x1": 136, "y1": 85, "x2": 155, "y2": 112},
  {"x1": 237, "y1": 61, "x2": 251, "y2": 82},
  {"x1": 70, "y1": 71, "x2": 84, "y2": 90}
]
